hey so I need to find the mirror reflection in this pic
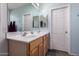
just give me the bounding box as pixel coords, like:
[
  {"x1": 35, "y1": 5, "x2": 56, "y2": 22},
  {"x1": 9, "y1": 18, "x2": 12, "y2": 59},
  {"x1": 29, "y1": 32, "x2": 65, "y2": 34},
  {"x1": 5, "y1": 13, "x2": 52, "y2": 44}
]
[
  {"x1": 33, "y1": 16, "x2": 39, "y2": 28},
  {"x1": 7, "y1": 3, "x2": 48, "y2": 32},
  {"x1": 40, "y1": 15, "x2": 48, "y2": 28}
]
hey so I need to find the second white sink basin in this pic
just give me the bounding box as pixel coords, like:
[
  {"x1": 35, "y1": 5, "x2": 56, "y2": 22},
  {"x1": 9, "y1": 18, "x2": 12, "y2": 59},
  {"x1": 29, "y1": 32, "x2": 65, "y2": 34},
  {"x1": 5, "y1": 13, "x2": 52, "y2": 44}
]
[{"x1": 26, "y1": 34, "x2": 37, "y2": 37}]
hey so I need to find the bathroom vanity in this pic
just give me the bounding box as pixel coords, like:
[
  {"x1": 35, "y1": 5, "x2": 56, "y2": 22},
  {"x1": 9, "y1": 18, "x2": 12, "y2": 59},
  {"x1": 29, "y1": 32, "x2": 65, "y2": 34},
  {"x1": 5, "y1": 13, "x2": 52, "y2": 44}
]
[
  {"x1": 7, "y1": 31, "x2": 49, "y2": 56},
  {"x1": 7, "y1": 3, "x2": 49, "y2": 56}
]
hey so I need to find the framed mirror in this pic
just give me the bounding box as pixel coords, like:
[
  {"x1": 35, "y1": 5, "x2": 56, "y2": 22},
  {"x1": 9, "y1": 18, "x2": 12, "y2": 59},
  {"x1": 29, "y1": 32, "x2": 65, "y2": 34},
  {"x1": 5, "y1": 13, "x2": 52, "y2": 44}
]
[{"x1": 33, "y1": 16, "x2": 39, "y2": 28}]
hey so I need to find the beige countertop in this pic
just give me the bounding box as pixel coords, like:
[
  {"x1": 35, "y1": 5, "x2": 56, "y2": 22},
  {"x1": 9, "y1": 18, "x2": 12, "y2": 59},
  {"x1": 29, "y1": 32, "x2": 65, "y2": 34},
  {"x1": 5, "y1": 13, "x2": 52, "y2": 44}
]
[{"x1": 7, "y1": 30, "x2": 49, "y2": 43}]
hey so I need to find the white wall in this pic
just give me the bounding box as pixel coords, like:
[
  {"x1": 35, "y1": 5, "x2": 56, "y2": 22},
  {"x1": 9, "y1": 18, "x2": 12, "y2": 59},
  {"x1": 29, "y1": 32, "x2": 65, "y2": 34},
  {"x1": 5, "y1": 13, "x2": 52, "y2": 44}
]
[{"x1": 0, "y1": 3, "x2": 8, "y2": 56}]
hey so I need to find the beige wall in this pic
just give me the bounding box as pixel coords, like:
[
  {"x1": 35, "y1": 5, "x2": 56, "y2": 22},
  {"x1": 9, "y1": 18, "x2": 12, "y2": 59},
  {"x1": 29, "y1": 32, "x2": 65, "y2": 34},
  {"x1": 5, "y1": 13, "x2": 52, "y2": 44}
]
[{"x1": 0, "y1": 3, "x2": 8, "y2": 56}]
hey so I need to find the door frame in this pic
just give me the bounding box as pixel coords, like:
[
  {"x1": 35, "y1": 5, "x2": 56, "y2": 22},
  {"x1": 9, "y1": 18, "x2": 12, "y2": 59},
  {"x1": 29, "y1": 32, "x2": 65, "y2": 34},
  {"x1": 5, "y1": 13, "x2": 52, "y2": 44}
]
[
  {"x1": 22, "y1": 13, "x2": 32, "y2": 31},
  {"x1": 51, "y1": 5, "x2": 70, "y2": 53}
]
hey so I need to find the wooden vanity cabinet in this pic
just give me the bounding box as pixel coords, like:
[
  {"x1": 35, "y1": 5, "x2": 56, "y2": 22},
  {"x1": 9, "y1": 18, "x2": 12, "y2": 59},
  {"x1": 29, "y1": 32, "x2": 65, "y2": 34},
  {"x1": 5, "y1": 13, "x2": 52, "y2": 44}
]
[
  {"x1": 29, "y1": 35, "x2": 48, "y2": 56},
  {"x1": 8, "y1": 34, "x2": 48, "y2": 56}
]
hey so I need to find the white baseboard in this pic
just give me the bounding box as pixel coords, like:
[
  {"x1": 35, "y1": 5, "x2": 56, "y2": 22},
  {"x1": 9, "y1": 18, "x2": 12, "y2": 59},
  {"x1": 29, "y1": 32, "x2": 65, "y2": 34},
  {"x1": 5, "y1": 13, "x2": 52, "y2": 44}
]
[{"x1": 0, "y1": 53, "x2": 8, "y2": 56}]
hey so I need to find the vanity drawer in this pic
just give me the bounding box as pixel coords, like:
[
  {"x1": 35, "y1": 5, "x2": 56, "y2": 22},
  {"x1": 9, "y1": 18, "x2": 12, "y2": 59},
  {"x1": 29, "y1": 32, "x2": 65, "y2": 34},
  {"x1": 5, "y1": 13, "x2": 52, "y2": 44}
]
[
  {"x1": 44, "y1": 35, "x2": 48, "y2": 41},
  {"x1": 38, "y1": 37, "x2": 43, "y2": 43},
  {"x1": 46, "y1": 35, "x2": 48, "y2": 38}
]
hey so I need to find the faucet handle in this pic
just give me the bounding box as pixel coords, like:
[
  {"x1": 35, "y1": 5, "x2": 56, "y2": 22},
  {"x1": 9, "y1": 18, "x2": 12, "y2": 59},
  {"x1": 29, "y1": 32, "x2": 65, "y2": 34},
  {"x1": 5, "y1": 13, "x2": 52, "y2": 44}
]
[{"x1": 31, "y1": 32, "x2": 33, "y2": 34}]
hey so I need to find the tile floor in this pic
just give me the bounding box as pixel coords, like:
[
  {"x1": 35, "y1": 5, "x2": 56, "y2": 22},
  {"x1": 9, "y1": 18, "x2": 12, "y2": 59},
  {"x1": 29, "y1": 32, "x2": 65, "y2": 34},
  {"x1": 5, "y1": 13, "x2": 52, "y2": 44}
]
[{"x1": 47, "y1": 49, "x2": 71, "y2": 56}]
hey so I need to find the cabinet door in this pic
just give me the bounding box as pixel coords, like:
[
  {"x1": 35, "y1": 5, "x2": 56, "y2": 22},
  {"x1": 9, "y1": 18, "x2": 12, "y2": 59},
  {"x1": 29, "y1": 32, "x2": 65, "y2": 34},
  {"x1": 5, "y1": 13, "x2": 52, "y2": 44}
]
[
  {"x1": 44, "y1": 35, "x2": 48, "y2": 55},
  {"x1": 44, "y1": 41, "x2": 48, "y2": 55},
  {"x1": 30, "y1": 47, "x2": 39, "y2": 56},
  {"x1": 39, "y1": 43, "x2": 44, "y2": 56}
]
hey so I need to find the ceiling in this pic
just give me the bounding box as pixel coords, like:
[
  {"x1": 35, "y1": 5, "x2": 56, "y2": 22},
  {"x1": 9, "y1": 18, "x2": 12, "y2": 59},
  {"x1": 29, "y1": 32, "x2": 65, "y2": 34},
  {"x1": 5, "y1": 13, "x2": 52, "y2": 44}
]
[
  {"x1": 8, "y1": 3, "x2": 28, "y2": 10},
  {"x1": 8, "y1": 3, "x2": 67, "y2": 10}
]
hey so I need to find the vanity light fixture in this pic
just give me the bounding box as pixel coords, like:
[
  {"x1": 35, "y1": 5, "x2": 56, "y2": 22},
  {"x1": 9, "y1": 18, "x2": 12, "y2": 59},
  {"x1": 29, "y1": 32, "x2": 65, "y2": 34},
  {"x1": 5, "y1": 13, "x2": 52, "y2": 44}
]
[{"x1": 32, "y1": 3, "x2": 39, "y2": 9}]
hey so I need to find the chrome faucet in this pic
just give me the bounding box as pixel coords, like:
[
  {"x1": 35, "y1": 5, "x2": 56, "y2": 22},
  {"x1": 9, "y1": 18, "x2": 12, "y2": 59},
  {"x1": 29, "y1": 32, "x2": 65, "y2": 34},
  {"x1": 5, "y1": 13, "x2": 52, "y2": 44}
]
[{"x1": 22, "y1": 32, "x2": 27, "y2": 36}]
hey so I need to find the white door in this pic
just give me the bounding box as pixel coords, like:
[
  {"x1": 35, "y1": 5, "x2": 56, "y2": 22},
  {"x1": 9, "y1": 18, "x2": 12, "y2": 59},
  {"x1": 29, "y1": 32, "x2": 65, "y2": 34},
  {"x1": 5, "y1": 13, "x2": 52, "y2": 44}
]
[
  {"x1": 51, "y1": 7, "x2": 68, "y2": 52},
  {"x1": 23, "y1": 14, "x2": 31, "y2": 31}
]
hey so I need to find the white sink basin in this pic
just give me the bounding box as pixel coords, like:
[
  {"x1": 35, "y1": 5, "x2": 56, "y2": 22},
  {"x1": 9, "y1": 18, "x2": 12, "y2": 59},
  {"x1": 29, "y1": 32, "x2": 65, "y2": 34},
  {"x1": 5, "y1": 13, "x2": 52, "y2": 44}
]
[
  {"x1": 26, "y1": 34, "x2": 37, "y2": 37},
  {"x1": 22, "y1": 32, "x2": 39, "y2": 38}
]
